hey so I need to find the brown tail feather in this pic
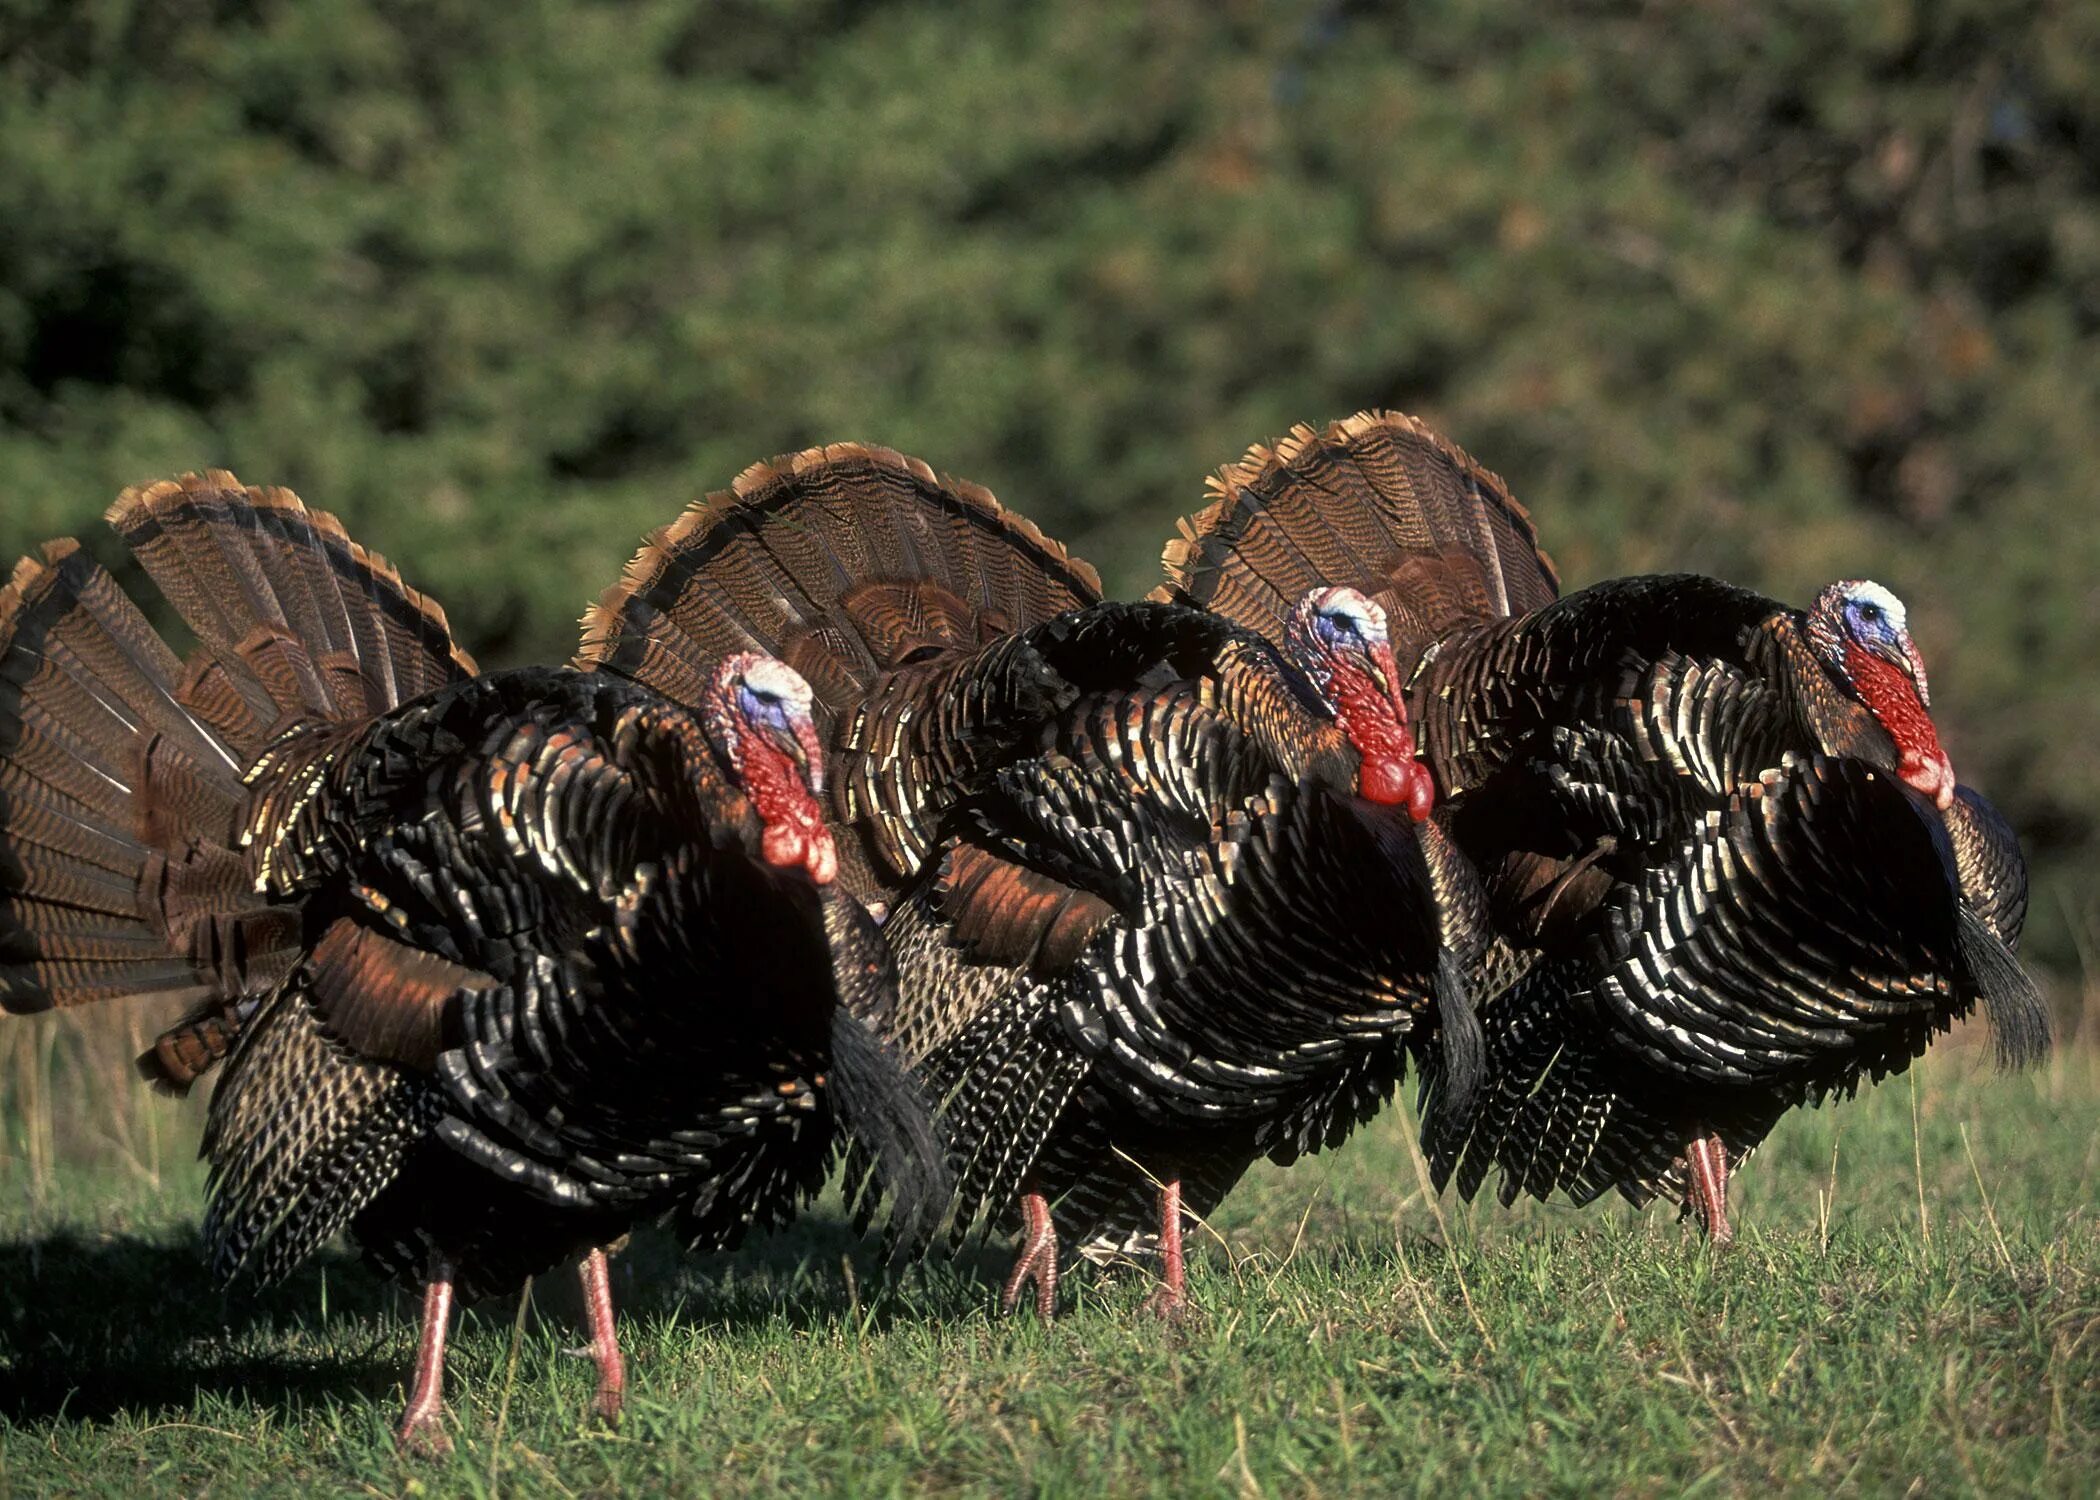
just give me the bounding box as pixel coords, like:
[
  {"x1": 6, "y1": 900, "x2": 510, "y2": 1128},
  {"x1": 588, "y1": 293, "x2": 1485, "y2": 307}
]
[
  {"x1": 4, "y1": 475, "x2": 472, "y2": 1101},
  {"x1": 107, "y1": 472, "x2": 476, "y2": 751},
  {"x1": 579, "y1": 442, "x2": 1103, "y2": 725},
  {"x1": 1, "y1": 542, "x2": 247, "y2": 1015},
  {"x1": 1153, "y1": 411, "x2": 1560, "y2": 663}
]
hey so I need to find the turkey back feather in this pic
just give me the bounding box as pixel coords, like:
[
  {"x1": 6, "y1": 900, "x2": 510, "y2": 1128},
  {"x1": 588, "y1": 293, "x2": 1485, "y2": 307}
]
[
  {"x1": 0, "y1": 473, "x2": 473, "y2": 1095},
  {"x1": 1153, "y1": 411, "x2": 1560, "y2": 663}
]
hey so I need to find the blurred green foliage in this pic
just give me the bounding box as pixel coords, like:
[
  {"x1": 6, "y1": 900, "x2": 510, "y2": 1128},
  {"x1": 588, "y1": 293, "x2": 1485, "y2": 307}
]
[{"x1": 1, "y1": 0, "x2": 2095, "y2": 970}]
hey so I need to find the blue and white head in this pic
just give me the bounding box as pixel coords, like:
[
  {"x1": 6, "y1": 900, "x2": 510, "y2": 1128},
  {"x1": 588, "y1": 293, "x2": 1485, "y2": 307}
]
[
  {"x1": 1284, "y1": 586, "x2": 1432, "y2": 817},
  {"x1": 1807, "y1": 579, "x2": 1954, "y2": 809},
  {"x1": 701, "y1": 652, "x2": 835, "y2": 880},
  {"x1": 1810, "y1": 580, "x2": 1928, "y2": 704}
]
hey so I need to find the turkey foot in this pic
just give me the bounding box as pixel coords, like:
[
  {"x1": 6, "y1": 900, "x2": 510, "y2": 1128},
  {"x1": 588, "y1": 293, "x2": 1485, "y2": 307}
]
[
  {"x1": 397, "y1": 1260, "x2": 457, "y2": 1456},
  {"x1": 577, "y1": 1247, "x2": 626, "y2": 1424},
  {"x1": 1139, "y1": 1178, "x2": 1190, "y2": 1322},
  {"x1": 1000, "y1": 1188, "x2": 1060, "y2": 1320},
  {"x1": 1683, "y1": 1131, "x2": 1734, "y2": 1247}
]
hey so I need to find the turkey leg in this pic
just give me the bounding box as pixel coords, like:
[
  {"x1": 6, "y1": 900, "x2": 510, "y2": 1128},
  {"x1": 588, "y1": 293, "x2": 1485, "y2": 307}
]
[
  {"x1": 1140, "y1": 1177, "x2": 1190, "y2": 1320},
  {"x1": 397, "y1": 1257, "x2": 458, "y2": 1455},
  {"x1": 577, "y1": 1247, "x2": 626, "y2": 1424},
  {"x1": 1684, "y1": 1131, "x2": 1734, "y2": 1246},
  {"x1": 1000, "y1": 1186, "x2": 1060, "y2": 1320}
]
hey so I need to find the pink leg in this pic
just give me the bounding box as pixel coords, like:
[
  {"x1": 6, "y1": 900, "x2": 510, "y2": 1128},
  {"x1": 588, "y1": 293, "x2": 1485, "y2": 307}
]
[
  {"x1": 1141, "y1": 1178, "x2": 1190, "y2": 1320},
  {"x1": 578, "y1": 1247, "x2": 626, "y2": 1425},
  {"x1": 1000, "y1": 1187, "x2": 1060, "y2": 1321},
  {"x1": 397, "y1": 1259, "x2": 457, "y2": 1456},
  {"x1": 1684, "y1": 1131, "x2": 1735, "y2": 1247}
]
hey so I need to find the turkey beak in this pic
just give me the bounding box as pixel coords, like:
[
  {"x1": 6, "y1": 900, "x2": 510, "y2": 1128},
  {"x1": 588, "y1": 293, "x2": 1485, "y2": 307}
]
[
  {"x1": 764, "y1": 715, "x2": 825, "y2": 797},
  {"x1": 1871, "y1": 634, "x2": 1933, "y2": 710},
  {"x1": 790, "y1": 716, "x2": 826, "y2": 799},
  {"x1": 1901, "y1": 637, "x2": 1933, "y2": 710},
  {"x1": 1368, "y1": 642, "x2": 1415, "y2": 746}
]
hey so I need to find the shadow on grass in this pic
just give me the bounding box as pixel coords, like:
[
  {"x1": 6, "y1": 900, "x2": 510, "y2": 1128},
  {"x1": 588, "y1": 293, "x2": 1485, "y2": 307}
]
[
  {"x1": 0, "y1": 1226, "x2": 404, "y2": 1423},
  {"x1": 598, "y1": 1206, "x2": 1019, "y2": 1355},
  {"x1": 0, "y1": 1209, "x2": 1004, "y2": 1424}
]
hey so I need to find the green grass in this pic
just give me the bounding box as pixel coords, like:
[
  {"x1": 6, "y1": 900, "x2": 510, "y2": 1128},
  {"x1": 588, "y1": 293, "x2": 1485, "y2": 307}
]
[{"x1": 3, "y1": 1034, "x2": 2097, "y2": 1498}]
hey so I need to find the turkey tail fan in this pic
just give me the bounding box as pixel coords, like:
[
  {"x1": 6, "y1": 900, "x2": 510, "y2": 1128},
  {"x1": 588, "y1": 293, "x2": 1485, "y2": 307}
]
[
  {"x1": 2, "y1": 472, "x2": 474, "y2": 1084},
  {"x1": 0, "y1": 542, "x2": 245, "y2": 1017},
  {"x1": 825, "y1": 1008, "x2": 953, "y2": 1254},
  {"x1": 1956, "y1": 904, "x2": 2051, "y2": 1070},
  {"x1": 106, "y1": 471, "x2": 478, "y2": 749},
  {"x1": 578, "y1": 442, "x2": 1104, "y2": 731},
  {"x1": 1154, "y1": 411, "x2": 1560, "y2": 663}
]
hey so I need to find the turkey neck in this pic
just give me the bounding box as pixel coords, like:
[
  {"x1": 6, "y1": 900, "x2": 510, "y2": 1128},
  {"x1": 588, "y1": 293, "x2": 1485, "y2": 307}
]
[{"x1": 1198, "y1": 635, "x2": 1361, "y2": 791}]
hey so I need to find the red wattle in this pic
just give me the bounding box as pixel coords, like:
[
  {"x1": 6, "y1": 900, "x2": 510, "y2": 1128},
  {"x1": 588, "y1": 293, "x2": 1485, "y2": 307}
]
[
  {"x1": 1406, "y1": 764, "x2": 1435, "y2": 823},
  {"x1": 1330, "y1": 658, "x2": 1425, "y2": 816},
  {"x1": 1900, "y1": 748, "x2": 1957, "y2": 811},
  {"x1": 761, "y1": 822, "x2": 806, "y2": 870},
  {"x1": 743, "y1": 736, "x2": 836, "y2": 885},
  {"x1": 1844, "y1": 643, "x2": 1956, "y2": 811},
  {"x1": 806, "y1": 828, "x2": 839, "y2": 885},
  {"x1": 1359, "y1": 756, "x2": 1411, "y2": 807}
]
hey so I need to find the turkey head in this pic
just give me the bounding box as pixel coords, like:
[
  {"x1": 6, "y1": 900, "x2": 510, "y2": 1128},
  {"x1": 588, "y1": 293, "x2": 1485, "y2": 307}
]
[{"x1": 1284, "y1": 587, "x2": 1434, "y2": 820}]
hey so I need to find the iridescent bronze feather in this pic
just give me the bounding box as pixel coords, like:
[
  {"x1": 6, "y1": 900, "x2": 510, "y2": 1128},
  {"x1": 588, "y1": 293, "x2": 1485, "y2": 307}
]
[
  {"x1": 592, "y1": 443, "x2": 1483, "y2": 1319},
  {"x1": 1156, "y1": 410, "x2": 2046, "y2": 1238},
  {"x1": 2, "y1": 483, "x2": 944, "y2": 1451}
]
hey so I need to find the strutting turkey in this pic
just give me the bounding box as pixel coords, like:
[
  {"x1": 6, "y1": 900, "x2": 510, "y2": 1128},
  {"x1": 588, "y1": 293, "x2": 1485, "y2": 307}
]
[
  {"x1": 0, "y1": 475, "x2": 944, "y2": 1451},
  {"x1": 579, "y1": 443, "x2": 1486, "y2": 1319},
  {"x1": 1153, "y1": 409, "x2": 2048, "y2": 1242}
]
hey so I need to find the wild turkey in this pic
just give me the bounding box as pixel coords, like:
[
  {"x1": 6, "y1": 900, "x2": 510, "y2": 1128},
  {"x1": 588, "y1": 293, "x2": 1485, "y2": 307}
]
[
  {"x1": 1154, "y1": 409, "x2": 2049, "y2": 1241},
  {"x1": 581, "y1": 443, "x2": 1485, "y2": 1317},
  {"x1": 0, "y1": 475, "x2": 943, "y2": 1451}
]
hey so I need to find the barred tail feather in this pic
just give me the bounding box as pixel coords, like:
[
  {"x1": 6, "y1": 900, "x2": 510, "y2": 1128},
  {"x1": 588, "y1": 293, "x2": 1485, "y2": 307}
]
[
  {"x1": 4, "y1": 473, "x2": 474, "y2": 1094},
  {"x1": 0, "y1": 542, "x2": 249, "y2": 1015},
  {"x1": 106, "y1": 471, "x2": 477, "y2": 751},
  {"x1": 579, "y1": 443, "x2": 1102, "y2": 725},
  {"x1": 1154, "y1": 411, "x2": 1560, "y2": 664}
]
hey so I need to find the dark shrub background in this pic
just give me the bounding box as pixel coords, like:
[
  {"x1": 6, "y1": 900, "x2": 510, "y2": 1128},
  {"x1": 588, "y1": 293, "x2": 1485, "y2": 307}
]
[{"x1": 2, "y1": 0, "x2": 2093, "y2": 980}]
